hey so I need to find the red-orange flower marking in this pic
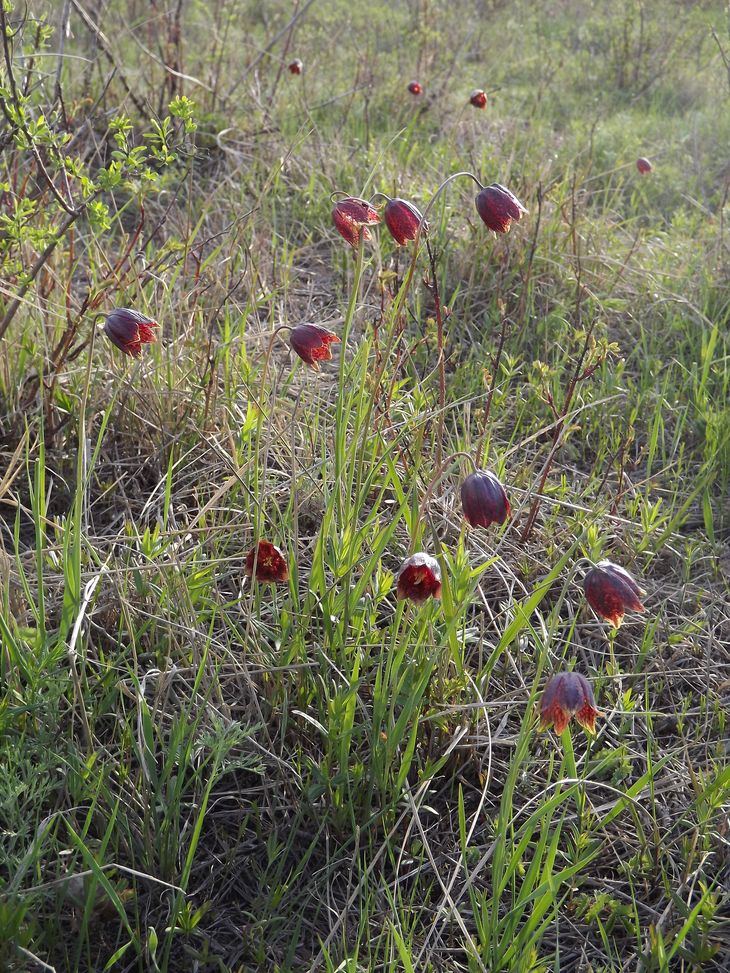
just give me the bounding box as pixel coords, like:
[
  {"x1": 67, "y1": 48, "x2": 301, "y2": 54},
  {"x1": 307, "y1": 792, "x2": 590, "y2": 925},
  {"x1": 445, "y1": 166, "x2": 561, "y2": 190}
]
[
  {"x1": 290, "y1": 324, "x2": 340, "y2": 368},
  {"x1": 331, "y1": 196, "x2": 380, "y2": 249},
  {"x1": 103, "y1": 308, "x2": 158, "y2": 358},
  {"x1": 245, "y1": 541, "x2": 289, "y2": 583},
  {"x1": 396, "y1": 553, "x2": 442, "y2": 603},
  {"x1": 584, "y1": 560, "x2": 646, "y2": 628},
  {"x1": 460, "y1": 470, "x2": 510, "y2": 528},
  {"x1": 475, "y1": 183, "x2": 528, "y2": 234},
  {"x1": 383, "y1": 197, "x2": 427, "y2": 246},
  {"x1": 539, "y1": 671, "x2": 599, "y2": 735}
]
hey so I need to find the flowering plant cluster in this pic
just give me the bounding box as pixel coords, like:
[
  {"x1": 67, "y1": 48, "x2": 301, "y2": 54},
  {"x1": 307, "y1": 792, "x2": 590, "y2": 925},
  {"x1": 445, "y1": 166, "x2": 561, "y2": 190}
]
[{"x1": 99, "y1": 152, "x2": 653, "y2": 745}]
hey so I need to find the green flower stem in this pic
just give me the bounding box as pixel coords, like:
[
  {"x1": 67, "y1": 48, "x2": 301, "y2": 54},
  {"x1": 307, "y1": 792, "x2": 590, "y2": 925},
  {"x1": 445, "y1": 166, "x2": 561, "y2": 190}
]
[{"x1": 334, "y1": 234, "x2": 366, "y2": 525}]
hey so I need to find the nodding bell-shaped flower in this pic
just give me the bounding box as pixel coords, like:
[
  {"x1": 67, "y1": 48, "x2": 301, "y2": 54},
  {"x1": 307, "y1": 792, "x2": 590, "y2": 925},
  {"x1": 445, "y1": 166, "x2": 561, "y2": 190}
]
[
  {"x1": 636, "y1": 157, "x2": 652, "y2": 174},
  {"x1": 460, "y1": 470, "x2": 510, "y2": 528},
  {"x1": 288, "y1": 58, "x2": 303, "y2": 75},
  {"x1": 407, "y1": 80, "x2": 423, "y2": 96},
  {"x1": 331, "y1": 196, "x2": 380, "y2": 249},
  {"x1": 289, "y1": 324, "x2": 340, "y2": 368},
  {"x1": 475, "y1": 183, "x2": 528, "y2": 234},
  {"x1": 539, "y1": 671, "x2": 599, "y2": 735},
  {"x1": 245, "y1": 541, "x2": 289, "y2": 584},
  {"x1": 396, "y1": 553, "x2": 442, "y2": 603},
  {"x1": 103, "y1": 308, "x2": 158, "y2": 358},
  {"x1": 583, "y1": 560, "x2": 646, "y2": 628},
  {"x1": 383, "y1": 197, "x2": 427, "y2": 246},
  {"x1": 469, "y1": 89, "x2": 487, "y2": 108}
]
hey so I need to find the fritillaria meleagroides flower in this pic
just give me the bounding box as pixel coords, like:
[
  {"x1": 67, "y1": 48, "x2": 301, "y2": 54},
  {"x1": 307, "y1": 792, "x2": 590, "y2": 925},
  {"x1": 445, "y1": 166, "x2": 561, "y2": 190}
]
[
  {"x1": 245, "y1": 541, "x2": 289, "y2": 583},
  {"x1": 539, "y1": 671, "x2": 599, "y2": 735},
  {"x1": 460, "y1": 470, "x2": 510, "y2": 529},
  {"x1": 475, "y1": 183, "x2": 528, "y2": 234},
  {"x1": 383, "y1": 197, "x2": 427, "y2": 246},
  {"x1": 407, "y1": 80, "x2": 423, "y2": 95},
  {"x1": 396, "y1": 553, "x2": 442, "y2": 603},
  {"x1": 103, "y1": 308, "x2": 158, "y2": 358},
  {"x1": 469, "y1": 89, "x2": 487, "y2": 108},
  {"x1": 636, "y1": 157, "x2": 652, "y2": 174},
  {"x1": 583, "y1": 560, "x2": 646, "y2": 628},
  {"x1": 331, "y1": 196, "x2": 380, "y2": 248},
  {"x1": 289, "y1": 324, "x2": 340, "y2": 368}
]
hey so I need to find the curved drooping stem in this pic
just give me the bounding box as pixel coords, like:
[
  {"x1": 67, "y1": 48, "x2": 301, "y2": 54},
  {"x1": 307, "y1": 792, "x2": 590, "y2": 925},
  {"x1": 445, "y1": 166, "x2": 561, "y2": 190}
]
[
  {"x1": 65, "y1": 319, "x2": 99, "y2": 755},
  {"x1": 388, "y1": 171, "x2": 484, "y2": 463},
  {"x1": 414, "y1": 449, "x2": 479, "y2": 539},
  {"x1": 252, "y1": 324, "x2": 292, "y2": 537},
  {"x1": 390, "y1": 170, "x2": 485, "y2": 321},
  {"x1": 425, "y1": 237, "x2": 446, "y2": 468},
  {"x1": 334, "y1": 234, "x2": 366, "y2": 524},
  {"x1": 418, "y1": 170, "x2": 484, "y2": 236},
  {"x1": 260, "y1": 325, "x2": 293, "y2": 381},
  {"x1": 476, "y1": 306, "x2": 509, "y2": 468},
  {"x1": 520, "y1": 316, "x2": 601, "y2": 543}
]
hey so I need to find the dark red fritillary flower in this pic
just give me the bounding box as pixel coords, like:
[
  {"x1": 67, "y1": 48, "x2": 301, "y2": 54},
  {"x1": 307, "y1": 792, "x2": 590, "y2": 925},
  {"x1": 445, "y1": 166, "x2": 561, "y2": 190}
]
[
  {"x1": 539, "y1": 671, "x2": 599, "y2": 735},
  {"x1": 469, "y1": 89, "x2": 487, "y2": 109},
  {"x1": 289, "y1": 324, "x2": 340, "y2": 368},
  {"x1": 636, "y1": 157, "x2": 652, "y2": 174},
  {"x1": 288, "y1": 58, "x2": 303, "y2": 75},
  {"x1": 331, "y1": 196, "x2": 381, "y2": 248},
  {"x1": 583, "y1": 560, "x2": 646, "y2": 628},
  {"x1": 396, "y1": 552, "x2": 442, "y2": 603},
  {"x1": 460, "y1": 470, "x2": 510, "y2": 529},
  {"x1": 407, "y1": 81, "x2": 423, "y2": 96},
  {"x1": 245, "y1": 541, "x2": 289, "y2": 583},
  {"x1": 383, "y1": 197, "x2": 427, "y2": 246},
  {"x1": 475, "y1": 183, "x2": 528, "y2": 234},
  {"x1": 103, "y1": 308, "x2": 158, "y2": 358}
]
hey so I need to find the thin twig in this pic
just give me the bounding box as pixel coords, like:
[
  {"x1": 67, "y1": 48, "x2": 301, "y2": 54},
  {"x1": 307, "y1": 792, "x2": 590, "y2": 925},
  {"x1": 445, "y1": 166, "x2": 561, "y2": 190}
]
[
  {"x1": 0, "y1": 6, "x2": 77, "y2": 215},
  {"x1": 0, "y1": 205, "x2": 86, "y2": 342}
]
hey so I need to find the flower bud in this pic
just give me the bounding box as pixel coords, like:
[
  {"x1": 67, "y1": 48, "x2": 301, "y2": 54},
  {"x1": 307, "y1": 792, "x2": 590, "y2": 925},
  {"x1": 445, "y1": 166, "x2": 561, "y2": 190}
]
[
  {"x1": 396, "y1": 553, "x2": 441, "y2": 603},
  {"x1": 289, "y1": 324, "x2": 340, "y2": 368},
  {"x1": 539, "y1": 671, "x2": 599, "y2": 735},
  {"x1": 475, "y1": 183, "x2": 528, "y2": 234},
  {"x1": 584, "y1": 560, "x2": 646, "y2": 628},
  {"x1": 383, "y1": 197, "x2": 427, "y2": 246},
  {"x1": 103, "y1": 308, "x2": 158, "y2": 358},
  {"x1": 407, "y1": 81, "x2": 423, "y2": 95},
  {"x1": 460, "y1": 470, "x2": 510, "y2": 528}
]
